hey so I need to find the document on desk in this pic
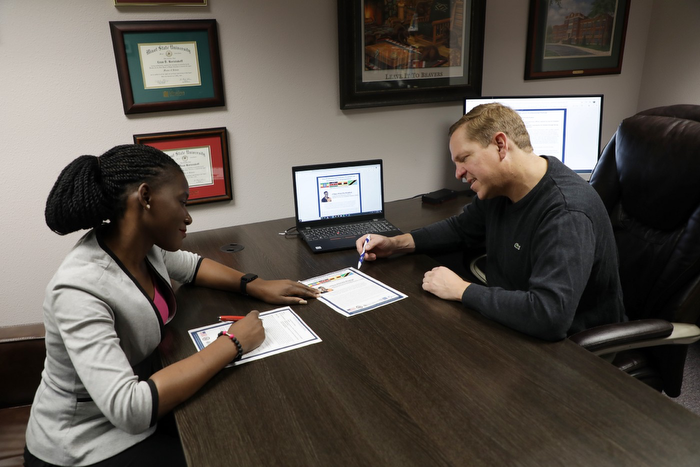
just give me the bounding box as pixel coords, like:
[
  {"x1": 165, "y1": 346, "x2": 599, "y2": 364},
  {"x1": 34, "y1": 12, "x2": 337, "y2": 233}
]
[
  {"x1": 188, "y1": 306, "x2": 321, "y2": 367},
  {"x1": 301, "y1": 267, "x2": 407, "y2": 317}
]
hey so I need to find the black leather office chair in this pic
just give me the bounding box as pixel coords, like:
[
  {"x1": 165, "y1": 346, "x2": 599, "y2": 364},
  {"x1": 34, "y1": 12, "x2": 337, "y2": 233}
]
[{"x1": 569, "y1": 104, "x2": 700, "y2": 397}]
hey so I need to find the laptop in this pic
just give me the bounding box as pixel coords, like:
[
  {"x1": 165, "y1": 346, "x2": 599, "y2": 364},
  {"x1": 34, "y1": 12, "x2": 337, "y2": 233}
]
[{"x1": 292, "y1": 159, "x2": 402, "y2": 253}]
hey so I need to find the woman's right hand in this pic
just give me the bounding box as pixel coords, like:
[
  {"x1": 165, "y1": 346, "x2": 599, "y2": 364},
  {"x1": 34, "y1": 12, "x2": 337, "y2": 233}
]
[{"x1": 227, "y1": 311, "x2": 265, "y2": 354}]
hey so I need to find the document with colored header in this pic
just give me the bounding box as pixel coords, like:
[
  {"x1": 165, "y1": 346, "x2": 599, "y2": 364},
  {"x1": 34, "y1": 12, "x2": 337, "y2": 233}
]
[
  {"x1": 188, "y1": 307, "x2": 321, "y2": 367},
  {"x1": 301, "y1": 267, "x2": 407, "y2": 317}
]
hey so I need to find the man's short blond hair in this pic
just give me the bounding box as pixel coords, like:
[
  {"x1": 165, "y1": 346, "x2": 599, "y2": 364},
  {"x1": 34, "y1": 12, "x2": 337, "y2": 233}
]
[{"x1": 449, "y1": 103, "x2": 533, "y2": 152}]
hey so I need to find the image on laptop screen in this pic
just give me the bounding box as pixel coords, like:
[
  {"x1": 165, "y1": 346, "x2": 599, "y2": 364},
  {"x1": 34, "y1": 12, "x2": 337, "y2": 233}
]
[
  {"x1": 463, "y1": 95, "x2": 604, "y2": 179},
  {"x1": 293, "y1": 160, "x2": 384, "y2": 225}
]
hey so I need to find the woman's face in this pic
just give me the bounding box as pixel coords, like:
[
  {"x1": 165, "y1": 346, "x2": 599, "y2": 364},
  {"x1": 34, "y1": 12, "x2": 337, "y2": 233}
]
[{"x1": 145, "y1": 170, "x2": 192, "y2": 251}]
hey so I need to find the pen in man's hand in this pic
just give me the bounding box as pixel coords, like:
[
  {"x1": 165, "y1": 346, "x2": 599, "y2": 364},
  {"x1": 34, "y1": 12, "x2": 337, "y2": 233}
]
[
  {"x1": 219, "y1": 315, "x2": 246, "y2": 322},
  {"x1": 357, "y1": 235, "x2": 371, "y2": 269}
]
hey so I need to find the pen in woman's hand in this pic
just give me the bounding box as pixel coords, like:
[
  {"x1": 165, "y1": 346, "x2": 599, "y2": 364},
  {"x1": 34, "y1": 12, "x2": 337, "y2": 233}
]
[{"x1": 219, "y1": 315, "x2": 246, "y2": 322}]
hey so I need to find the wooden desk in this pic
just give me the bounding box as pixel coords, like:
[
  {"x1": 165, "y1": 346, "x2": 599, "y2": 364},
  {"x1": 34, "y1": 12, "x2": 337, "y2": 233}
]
[{"x1": 160, "y1": 195, "x2": 700, "y2": 466}]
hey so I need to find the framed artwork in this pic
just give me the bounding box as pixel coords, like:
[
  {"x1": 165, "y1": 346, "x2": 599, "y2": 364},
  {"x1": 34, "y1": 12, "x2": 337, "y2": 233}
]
[
  {"x1": 337, "y1": 0, "x2": 486, "y2": 110},
  {"x1": 110, "y1": 20, "x2": 224, "y2": 114},
  {"x1": 134, "y1": 127, "x2": 232, "y2": 205},
  {"x1": 114, "y1": 0, "x2": 207, "y2": 5},
  {"x1": 525, "y1": 0, "x2": 630, "y2": 80}
]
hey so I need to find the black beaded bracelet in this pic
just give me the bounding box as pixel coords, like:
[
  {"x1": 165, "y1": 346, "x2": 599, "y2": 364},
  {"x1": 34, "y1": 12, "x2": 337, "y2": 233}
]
[{"x1": 218, "y1": 331, "x2": 243, "y2": 362}]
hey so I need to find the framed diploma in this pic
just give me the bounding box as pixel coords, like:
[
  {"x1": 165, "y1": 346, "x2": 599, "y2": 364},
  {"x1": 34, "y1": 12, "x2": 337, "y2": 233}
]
[
  {"x1": 337, "y1": 0, "x2": 486, "y2": 110},
  {"x1": 110, "y1": 20, "x2": 224, "y2": 114},
  {"x1": 133, "y1": 127, "x2": 232, "y2": 205}
]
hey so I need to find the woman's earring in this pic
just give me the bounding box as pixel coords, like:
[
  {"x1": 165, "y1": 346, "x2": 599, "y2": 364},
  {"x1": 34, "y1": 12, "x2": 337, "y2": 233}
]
[{"x1": 146, "y1": 204, "x2": 151, "y2": 210}]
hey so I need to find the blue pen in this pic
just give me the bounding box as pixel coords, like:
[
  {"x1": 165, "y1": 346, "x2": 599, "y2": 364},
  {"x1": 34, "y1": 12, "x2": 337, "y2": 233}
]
[{"x1": 357, "y1": 235, "x2": 371, "y2": 269}]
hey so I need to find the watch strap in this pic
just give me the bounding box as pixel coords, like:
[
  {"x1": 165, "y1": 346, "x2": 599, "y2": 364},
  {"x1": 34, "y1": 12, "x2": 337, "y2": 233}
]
[{"x1": 240, "y1": 273, "x2": 258, "y2": 295}]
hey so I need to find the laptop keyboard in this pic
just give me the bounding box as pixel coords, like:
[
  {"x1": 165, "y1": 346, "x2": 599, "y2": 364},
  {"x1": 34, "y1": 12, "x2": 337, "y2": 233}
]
[{"x1": 303, "y1": 220, "x2": 398, "y2": 241}]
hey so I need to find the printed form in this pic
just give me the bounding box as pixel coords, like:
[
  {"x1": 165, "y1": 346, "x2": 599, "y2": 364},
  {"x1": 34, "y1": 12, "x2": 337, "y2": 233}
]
[
  {"x1": 301, "y1": 267, "x2": 407, "y2": 317},
  {"x1": 188, "y1": 307, "x2": 321, "y2": 367}
]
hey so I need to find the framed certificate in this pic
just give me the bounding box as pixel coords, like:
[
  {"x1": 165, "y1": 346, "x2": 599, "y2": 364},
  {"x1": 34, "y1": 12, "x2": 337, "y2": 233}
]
[
  {"x1": 337, "y1": 0, "x2": 486, "y2": 110},
  {"x1": 134, "y1": 127, "x2": 232, "y2": 205},
  {"x1": 110, "y1": 20, "x2": 224, "y2": 114}
]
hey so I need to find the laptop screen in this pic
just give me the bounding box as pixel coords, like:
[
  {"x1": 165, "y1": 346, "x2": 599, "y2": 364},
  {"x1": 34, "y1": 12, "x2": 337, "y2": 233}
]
[{"x1": 292, "y1": 160, "x2": 385, "y2": 226}]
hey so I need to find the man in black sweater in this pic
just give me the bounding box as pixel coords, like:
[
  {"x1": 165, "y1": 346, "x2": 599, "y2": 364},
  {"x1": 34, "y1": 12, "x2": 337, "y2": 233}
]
[{"x1": 356, "y1": 103, "x2": 625, "y2": 341}]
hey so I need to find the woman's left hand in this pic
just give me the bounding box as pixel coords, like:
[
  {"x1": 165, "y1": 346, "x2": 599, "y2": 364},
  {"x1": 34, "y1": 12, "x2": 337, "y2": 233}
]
[{"x1": 246, "y1": 279, "x2": 320, "y2": 305}]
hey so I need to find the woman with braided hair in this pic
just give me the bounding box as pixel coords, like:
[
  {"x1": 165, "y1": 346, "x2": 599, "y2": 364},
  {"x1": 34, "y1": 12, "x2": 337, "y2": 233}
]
[{"x1": 25, "y1": 144, "x2": 319, "y2": 466}]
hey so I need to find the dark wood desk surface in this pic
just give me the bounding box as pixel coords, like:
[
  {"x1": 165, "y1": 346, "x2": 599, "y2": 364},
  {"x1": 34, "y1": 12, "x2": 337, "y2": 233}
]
[{"x1": 160, "y1": 195, "x2": 700, "y2": 467}]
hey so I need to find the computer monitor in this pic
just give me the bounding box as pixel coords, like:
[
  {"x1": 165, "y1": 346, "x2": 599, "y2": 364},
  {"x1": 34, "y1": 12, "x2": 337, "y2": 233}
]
[{"x1": 463, "y1": 95, "x2": 604, "y2": 178}]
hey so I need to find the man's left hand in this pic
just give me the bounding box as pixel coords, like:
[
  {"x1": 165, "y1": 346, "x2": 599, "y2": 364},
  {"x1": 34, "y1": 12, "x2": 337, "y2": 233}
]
[{"x1": 422, "y1": 266, "x2": 470, "y2": 301}]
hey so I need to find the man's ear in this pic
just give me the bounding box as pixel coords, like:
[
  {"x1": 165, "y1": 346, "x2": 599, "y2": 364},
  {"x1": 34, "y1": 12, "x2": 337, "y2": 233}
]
[
  {"x1": 137, "y1": 183, "x2": 151, "y2": 210},
  {"x1": 493, "y1": 132, "x2": 508, "y2": 159}
]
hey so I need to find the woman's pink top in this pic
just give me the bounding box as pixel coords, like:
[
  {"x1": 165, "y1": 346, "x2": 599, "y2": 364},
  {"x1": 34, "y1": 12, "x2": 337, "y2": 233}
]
[{"x1": 152, "y1": 279, "x2": 170, "y2": 324}]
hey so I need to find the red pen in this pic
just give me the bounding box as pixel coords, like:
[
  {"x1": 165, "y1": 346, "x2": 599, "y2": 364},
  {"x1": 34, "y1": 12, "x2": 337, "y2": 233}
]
[{"x1": 218, "y1": 315, "x2": 246, "y2": 322}]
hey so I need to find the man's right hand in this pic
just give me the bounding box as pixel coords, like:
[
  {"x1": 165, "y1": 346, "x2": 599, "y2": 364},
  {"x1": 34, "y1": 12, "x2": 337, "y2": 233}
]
[{"x1": 355, "y1": 233, "x2": 416, "y2": 262}]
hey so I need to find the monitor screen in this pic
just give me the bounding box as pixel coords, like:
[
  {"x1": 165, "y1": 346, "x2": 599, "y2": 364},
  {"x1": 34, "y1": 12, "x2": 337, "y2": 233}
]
[{"x1": 463, "y1": 95, "x2": 603, "y2": 176}]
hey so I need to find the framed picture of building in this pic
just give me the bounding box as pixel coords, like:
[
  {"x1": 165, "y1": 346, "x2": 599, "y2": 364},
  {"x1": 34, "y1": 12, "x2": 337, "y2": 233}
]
[
  {"x1": 114, "y1": 0, "x2": 206, "y2": 5},
  {"x1": 525, "y1": 0, "x2": 630, "y2": 80},
  {"x1": 338, "y1": 0, "x2": 486, "y2": 109}
]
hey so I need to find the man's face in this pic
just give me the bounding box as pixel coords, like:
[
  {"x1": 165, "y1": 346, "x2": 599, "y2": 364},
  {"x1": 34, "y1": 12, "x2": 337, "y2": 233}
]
[{"x1": 449, "y1": 130, "x2": 503, "y2": 200}]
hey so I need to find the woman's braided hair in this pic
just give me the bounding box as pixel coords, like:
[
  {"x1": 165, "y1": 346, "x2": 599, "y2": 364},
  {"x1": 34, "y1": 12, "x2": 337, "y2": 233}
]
[{"x1": 45, "y1": 144, "x2": 182, "y2": 235}]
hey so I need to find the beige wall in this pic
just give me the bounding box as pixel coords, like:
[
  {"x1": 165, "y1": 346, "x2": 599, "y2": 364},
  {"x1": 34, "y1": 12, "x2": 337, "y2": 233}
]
[
  {"x1": 637, "y1": 1, "x2": 700, "y2": 111},
  {"x1": 0, "y1": 0, "x2": 672, "y2": 325}
]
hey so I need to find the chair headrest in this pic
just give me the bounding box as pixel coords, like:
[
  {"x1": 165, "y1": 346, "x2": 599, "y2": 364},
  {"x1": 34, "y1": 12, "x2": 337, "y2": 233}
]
[{"x1": 613, "y1": 105, "x2": 700, "y2": 231}]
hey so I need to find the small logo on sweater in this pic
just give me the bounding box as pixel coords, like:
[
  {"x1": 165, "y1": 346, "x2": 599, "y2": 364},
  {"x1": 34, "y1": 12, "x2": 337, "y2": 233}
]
[{"x1": 514, "y1": 243, "x2": 521, "y2": 250}]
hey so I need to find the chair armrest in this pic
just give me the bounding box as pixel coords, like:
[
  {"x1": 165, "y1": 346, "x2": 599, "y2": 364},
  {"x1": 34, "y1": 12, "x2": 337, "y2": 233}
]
[
  {"x1": 570, "y1": 319, "x2": 674, "y2": 355},
  {"x1": 570, "y1": 320, "x2": 700, "y2": 356},
  {"x1": 469, "y1": 254, "x2": 487, "y2": 285},
  {"x1": 0, "y1": 323, "x2": 45, "y2": 408}
]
